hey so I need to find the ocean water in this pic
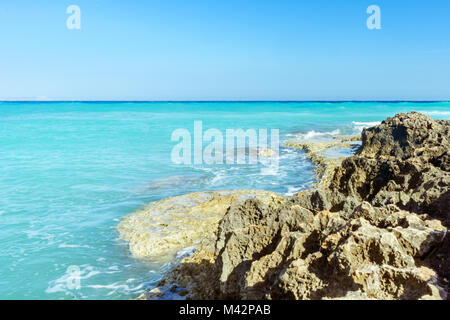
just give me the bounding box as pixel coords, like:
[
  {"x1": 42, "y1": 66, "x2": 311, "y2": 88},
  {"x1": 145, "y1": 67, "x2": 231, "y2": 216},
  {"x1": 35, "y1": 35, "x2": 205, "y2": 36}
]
[{"x1": 0, "y1": 101, "x2": 449, "y2": 300}]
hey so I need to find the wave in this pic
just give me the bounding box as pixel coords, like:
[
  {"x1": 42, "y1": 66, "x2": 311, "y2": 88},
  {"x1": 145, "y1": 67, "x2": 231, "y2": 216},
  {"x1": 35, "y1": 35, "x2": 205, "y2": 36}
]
[
  {"x1": 352, "y1": 121, "x2": 381, "y2": 134},
  {"x1": 417, "y1": 110, "x2": 450, "y2": 116},
  {"x1": 176, "y1": 246, "x2": 197, "y2": 260},
  {"x1": 287, "y1": 129, "x2": 341, "y2": 140}
]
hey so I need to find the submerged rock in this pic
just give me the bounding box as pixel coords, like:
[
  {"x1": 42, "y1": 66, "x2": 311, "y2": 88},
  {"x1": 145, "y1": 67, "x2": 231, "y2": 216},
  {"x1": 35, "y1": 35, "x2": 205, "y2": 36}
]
[{"x1": 137, "y1": 112, "x2": 450, "y2": 300}]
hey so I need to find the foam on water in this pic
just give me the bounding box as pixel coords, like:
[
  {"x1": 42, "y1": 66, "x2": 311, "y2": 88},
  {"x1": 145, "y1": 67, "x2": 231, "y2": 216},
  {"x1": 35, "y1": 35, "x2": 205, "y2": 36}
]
[
  {"x1": 418, "y1": 110, "x2": 450, "y2": 116},
  {"x1": 287, "y1": 129, "x2": 341, "y2": 140}
]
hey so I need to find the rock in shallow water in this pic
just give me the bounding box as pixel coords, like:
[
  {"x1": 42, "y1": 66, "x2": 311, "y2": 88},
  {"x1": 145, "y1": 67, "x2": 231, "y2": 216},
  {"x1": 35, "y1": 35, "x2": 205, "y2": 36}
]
[{"x1": 117, "y1": 190, "x2": 285, "y2": 261}]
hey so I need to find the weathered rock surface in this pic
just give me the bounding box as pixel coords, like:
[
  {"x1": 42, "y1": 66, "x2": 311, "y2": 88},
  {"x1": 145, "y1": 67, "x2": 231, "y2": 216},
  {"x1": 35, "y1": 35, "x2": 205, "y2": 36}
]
[
  {"x1": 148, "y1": 112, "x2": 450, "y2": 300},
  {"x1": 118, "y1": 190, "x2": 285, "y2": 261}
]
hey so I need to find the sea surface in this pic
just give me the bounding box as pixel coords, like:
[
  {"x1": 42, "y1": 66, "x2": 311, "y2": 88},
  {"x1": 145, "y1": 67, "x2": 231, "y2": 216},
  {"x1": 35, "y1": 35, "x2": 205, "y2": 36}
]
[{"x1": 0, "y1": 101, "x2": 449, "y2": 299}]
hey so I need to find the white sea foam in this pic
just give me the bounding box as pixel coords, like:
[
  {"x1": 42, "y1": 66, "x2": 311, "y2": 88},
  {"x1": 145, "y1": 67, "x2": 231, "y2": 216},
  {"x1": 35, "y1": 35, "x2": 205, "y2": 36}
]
[
  {"x1": 87, "y1": 282, "x2": 143, "y2": 291},
  {"x1": 285, "y1": 185, "x2": 301, "y2": 196},
  {"x1": 417, "y1": 110, "x2": 450, "y2": 116},
  {"x1": 288, "y1": 129, "x2": 340, "y2": 140},
  {"x1": 176, "y1": 246, "x2": 197, "y2": 260},
  {"x1": 352, "y1": 121, "x2": 381, "y2": 133},
  {"x1": 352, "y1": 121, "x2": 381, "y2": 127},
  {"x1": 46, "y1": 264, "x2": 101, "y2": 294},
  {"x1": 209, "y1": 170, "x2": 226, "y2": 184},
  {"x1": 86, "y1": 281, "x2": 145, "y2": 297},
  {"x1": 260, "y1": 165, "x2": 279, "y2": 176}
]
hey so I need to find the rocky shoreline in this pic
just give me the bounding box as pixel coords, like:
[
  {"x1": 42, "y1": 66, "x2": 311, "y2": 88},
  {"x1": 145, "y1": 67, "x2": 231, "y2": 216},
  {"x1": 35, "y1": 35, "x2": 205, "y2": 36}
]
[
  {"x1": 128, "y1": 112, "x2": 449, "y2": 300},
  {"x1": 283, "y1": 135, "x2": 361, "y2": 188}
]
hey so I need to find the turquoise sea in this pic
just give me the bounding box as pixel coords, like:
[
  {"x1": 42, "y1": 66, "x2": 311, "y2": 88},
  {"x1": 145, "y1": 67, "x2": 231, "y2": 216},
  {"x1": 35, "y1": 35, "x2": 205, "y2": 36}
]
[{"x1": 0, "y1": 101, "x2": 449, "y2": 299}]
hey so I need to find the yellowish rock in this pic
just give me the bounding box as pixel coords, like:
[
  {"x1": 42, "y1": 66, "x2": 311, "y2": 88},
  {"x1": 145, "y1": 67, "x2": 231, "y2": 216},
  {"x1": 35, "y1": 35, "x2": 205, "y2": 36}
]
[{"x1": 118, "y1": 190, "x2": 285, "y2": 261}]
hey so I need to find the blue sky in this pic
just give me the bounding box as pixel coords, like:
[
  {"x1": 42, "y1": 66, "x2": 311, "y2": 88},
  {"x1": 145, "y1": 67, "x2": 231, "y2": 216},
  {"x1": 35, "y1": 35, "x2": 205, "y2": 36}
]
[{"x1": 0, "y1": 0, "x2": 449, "y2": 101}]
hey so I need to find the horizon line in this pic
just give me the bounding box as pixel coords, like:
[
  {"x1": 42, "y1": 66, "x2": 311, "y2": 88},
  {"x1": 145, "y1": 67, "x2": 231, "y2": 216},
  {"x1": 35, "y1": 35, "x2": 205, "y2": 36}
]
[{"x1": 1, "y1": 100, "x2": 449, "y2": 103}]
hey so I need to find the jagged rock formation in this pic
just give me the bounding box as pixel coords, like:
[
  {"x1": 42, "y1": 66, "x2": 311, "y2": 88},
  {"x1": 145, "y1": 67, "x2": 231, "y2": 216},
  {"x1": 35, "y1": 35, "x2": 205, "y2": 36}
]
[{"x1": 147, "y1": 112, "x2": 450, "y2": 300}]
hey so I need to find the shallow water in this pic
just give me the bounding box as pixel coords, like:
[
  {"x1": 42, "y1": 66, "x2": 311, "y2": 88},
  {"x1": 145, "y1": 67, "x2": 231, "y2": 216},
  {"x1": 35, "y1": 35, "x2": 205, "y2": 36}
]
[{"x1": 0, "y1": 101, "x2": 448, "y2": 299}]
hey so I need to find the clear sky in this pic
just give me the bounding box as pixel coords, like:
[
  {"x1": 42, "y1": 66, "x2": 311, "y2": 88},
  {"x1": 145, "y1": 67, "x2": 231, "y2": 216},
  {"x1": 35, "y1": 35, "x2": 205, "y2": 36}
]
[{"x1": 0, "y1": 0, "x2": 449, "y2": 101}]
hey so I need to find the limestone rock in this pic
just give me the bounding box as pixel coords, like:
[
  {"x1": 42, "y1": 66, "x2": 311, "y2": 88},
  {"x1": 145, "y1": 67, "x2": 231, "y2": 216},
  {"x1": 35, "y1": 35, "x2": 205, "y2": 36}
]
[
  {"x1": 118, "y1": 190, "x2": 285, "y2": 261},
  {"x1": 142, "y1": 112, "x2": 450, "y2": 300}
]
